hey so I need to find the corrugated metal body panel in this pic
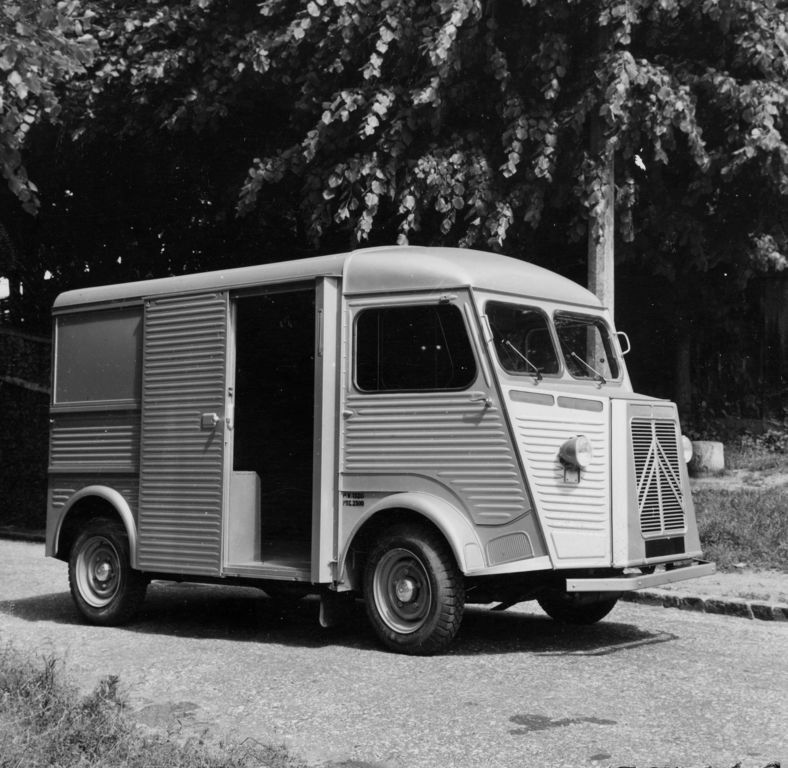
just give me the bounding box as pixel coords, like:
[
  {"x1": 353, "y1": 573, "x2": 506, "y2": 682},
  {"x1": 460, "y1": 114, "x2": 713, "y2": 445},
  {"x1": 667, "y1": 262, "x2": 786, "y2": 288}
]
[
  {"x1": 49, "y1": 479, "x2": 139, "y2": 513},
  {"x1": 509, "y1": 392, "x2": 611, "y2": 563},
  {"x1": 138, "y1": 293, "x2": 227, "y2": 575},
  {"x1": 49, "y1": 413, "x2": 140, "y2": 469},
  {"x1": 632, "y1": 418, "x2": 687, "y2": 536},
  {"x1": 343, "y1": 393, "x2": 529, "y2": 525}
]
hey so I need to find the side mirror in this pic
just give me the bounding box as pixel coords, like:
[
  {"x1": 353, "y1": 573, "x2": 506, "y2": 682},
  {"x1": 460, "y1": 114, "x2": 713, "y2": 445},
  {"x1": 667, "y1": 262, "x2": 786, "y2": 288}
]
[{"x1": 616, "y1": 331, "x2": 631, "y2": 356}]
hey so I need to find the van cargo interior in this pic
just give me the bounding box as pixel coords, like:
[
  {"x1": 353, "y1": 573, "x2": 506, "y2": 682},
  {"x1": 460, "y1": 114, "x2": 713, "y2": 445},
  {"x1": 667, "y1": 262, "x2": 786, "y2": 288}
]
[{"x1": 231, "y1": 288, "x2": 316, "y2": 572}]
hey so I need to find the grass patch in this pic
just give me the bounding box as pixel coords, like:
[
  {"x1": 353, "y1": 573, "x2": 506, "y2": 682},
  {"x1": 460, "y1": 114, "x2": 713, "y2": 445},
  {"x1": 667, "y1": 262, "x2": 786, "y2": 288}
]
[
  {"x1": 724, "y1": 428, "x2": 788, "y2": 473},
  {"x1": 725, "y1": 444, "x2": 788, "y2": 473},
  {"x1": 0, "y1": 645, "x2": 300, "y2": 768},
  {"x1": 694, "y1": 485, "x2": 788, "y2": 572}
]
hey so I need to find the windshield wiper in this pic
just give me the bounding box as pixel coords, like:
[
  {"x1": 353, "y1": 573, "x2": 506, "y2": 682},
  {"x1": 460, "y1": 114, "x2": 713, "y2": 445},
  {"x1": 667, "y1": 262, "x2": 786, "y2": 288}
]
[
  {"x1": 503, "y1": 340, "x2": 543, "y2": 381},
  {"x1": 570, "y1": 352, "x2": 607, "y2": 384}
]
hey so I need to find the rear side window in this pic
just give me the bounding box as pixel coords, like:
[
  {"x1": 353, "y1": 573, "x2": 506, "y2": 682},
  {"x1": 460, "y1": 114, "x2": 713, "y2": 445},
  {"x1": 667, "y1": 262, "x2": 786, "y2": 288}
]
[
  {"x1": 54, "y1": 308, "x2": 142, "y2": 404},
  {"x1": 356, "y1": 304, "x2": 476, "y2": 392}
]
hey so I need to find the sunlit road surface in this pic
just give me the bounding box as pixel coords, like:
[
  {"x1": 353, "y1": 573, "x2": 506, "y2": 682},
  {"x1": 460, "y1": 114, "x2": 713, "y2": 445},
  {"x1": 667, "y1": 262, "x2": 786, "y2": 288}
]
[{"x1": 1, "y1": 539, "x2": 785, "y2": 768}]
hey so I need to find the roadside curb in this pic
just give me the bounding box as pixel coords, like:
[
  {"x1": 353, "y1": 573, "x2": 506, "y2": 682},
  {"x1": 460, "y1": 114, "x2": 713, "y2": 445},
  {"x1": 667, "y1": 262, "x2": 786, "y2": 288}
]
[{"x1": 621, "y1": 589, "x2": 788, "y2": 622}]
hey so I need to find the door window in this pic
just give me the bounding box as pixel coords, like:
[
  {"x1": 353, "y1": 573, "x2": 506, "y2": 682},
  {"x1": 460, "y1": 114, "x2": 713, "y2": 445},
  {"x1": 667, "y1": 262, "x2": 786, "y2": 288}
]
[{"x1": 355, "y1": 304, "x2": 476, "y2": 392}]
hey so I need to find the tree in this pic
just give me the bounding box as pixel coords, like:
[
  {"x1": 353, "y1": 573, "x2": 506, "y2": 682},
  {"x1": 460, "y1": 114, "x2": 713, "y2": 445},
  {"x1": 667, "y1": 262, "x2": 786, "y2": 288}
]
[
  {"x1": 0, "y1": 1, "x2": 98, "y2": 326},
  {"x1": 4, "y1": 0, "x2": 787, "y2": 413},
  {"x1": 42, "y1": 0, "x2": 788, "y2": 266},
  {"x1": 0, "y1": 1, "x2": 97, "y2": 212}
]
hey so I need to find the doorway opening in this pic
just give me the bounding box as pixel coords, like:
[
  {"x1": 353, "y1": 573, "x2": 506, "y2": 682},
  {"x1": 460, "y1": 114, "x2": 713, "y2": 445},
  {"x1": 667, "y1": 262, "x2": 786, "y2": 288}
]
[{"x1": 230, "y1": 288, "x2": 316, "y2": 573}]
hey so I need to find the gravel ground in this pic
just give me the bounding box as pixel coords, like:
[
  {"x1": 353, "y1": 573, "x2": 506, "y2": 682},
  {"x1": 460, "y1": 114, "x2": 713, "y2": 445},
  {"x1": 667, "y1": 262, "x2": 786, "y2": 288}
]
[{"x1": 1, "y1": 539, "x2": 787, "y2": 768}]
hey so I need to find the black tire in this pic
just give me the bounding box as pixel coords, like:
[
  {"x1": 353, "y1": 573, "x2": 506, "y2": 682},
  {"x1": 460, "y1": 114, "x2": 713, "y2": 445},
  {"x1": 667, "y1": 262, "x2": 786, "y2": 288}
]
[
  {"x1": 68, "y1": 517, "x2": 148, "y2": 626},
  {"x1": 363, "y1": 524, "x2": 464, "y2": 655},
  {"x1": 537, "y1": 590, "x2": 620, "y2": 625}
]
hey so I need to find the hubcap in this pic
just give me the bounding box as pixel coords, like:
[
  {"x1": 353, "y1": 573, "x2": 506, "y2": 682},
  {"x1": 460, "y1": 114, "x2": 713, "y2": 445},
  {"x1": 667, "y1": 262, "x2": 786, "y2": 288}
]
[
  {"x1": 75, "y1": 536, "x2": 121, "y2": 609},
  {"x1": 395, "y1": 577, "x2": 417, "y2": 603},
  {"x1": 373, "y1": 548, "x2": 432, "y2": 634},
  {"x1": 95, "y1": 561, "x2": 113, "y2": 583}
]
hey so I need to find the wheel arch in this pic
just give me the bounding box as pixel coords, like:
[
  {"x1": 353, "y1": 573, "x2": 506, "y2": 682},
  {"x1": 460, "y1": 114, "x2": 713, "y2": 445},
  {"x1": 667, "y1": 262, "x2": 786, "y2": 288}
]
[
  {"x1": 338, "y1": 493, "x2": 485, "y2": 591},
  {"x1": 52, "y1": 486, "x2": 138, "y2": 567}
]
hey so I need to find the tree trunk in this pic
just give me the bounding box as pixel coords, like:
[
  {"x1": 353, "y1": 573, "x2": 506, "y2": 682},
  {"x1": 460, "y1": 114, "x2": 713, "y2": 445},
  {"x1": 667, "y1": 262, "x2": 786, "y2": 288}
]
[
  {"x1": 587, "y1": 25, "x2": 615, "y2": 322},
  {"x1": 587, "y1": 146, "x2": 615, "y2": 319},
  {"x1": 675, "y1": 333, "x2": 692, "y2": 417}
]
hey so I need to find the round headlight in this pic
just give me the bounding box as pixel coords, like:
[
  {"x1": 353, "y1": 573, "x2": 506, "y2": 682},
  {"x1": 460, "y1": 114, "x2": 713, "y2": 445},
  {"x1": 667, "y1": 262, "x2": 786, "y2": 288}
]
[
  {"x1": 682, "y1": 435, "x2": 694, "y2": 463},
  {"x1": 559, "y1": 435, "x2": 593, "y2": 469}
]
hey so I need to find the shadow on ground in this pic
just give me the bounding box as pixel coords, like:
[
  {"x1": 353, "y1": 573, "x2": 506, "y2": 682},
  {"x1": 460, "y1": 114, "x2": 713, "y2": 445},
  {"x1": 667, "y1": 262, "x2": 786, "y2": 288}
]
[{"x1": 0, "y1": 581, "x2": 677, "y2": 658}]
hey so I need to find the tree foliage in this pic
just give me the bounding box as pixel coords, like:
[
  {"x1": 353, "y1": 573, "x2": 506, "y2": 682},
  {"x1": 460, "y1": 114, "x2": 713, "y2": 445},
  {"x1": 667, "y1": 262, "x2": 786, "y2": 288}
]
[
  {"x1": 220, "y1": 0, "x2": 788, "y2": 270},
  {"x1": 78, "y1": 0, "x2": 785, "y2": 276},
  {"x1": 40, "y1": 0, "x2": 786, "y2": 271},
  {"x1": 0, "y1": 1, "x2": 97, "y2": 213}
]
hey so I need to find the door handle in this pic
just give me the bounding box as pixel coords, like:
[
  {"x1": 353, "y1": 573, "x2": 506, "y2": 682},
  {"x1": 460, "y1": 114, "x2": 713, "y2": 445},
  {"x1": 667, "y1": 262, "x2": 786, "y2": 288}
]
[{"x1": 469, "y1": 392, "x2": 493, "y2": 408}]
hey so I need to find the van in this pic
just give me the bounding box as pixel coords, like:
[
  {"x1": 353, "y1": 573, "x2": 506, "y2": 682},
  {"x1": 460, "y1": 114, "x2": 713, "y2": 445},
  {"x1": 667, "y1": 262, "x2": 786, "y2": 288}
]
[{"x1": 46, "y1": 246, "x2": 714, "y2": 654}]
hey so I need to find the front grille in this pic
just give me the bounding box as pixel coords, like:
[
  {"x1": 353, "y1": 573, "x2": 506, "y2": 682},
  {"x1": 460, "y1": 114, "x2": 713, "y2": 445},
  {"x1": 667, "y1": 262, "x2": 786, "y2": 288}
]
[{"x1": 631, "y1": 419, "x2": 686, "y2": 537}]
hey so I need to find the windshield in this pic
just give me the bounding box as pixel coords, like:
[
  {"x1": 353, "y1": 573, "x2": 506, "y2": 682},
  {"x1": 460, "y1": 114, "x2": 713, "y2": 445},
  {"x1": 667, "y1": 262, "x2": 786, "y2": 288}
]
[
  {"x1": 554, "y1": 312, "x2": 620, "y2": 382},
  {"x1": 486, "y1": 302, "x2": 560, "y2": 377}
]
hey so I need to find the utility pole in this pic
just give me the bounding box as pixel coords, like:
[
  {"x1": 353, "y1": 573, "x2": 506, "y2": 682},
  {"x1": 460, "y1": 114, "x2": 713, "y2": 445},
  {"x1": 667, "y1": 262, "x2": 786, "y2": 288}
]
[{"x1": 587, "y1": 120, "x2": 615, "y2": 320}]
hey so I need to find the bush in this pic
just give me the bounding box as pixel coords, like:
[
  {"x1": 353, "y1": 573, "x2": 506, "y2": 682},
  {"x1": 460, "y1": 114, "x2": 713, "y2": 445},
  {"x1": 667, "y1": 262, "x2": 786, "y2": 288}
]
[{"x1": 738, "y1": 428, "x2": 788, "y2": 455}]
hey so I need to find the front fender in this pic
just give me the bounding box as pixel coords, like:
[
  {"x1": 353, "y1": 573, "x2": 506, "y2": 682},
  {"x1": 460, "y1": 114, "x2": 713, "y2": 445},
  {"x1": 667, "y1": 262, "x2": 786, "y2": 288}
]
[
  {"x1": 339, "y1": 492, "x2": 486, "y2": 584},
  {"x1": 49, "y1": 486, "x2": 138, "y2": 567}
]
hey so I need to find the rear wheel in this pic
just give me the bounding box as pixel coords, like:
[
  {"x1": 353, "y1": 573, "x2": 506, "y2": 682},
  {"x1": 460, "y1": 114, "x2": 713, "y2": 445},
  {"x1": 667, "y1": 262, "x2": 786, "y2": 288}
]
[
  {"x1": 68, "y1": 517, "x2": 147, "y2": 625},
  {"x1": 363, "y1": 524, "x2": 464, "y2": 655},
  {"x1": 537, "y1": 591, "x2": 619, "y2": 625}
]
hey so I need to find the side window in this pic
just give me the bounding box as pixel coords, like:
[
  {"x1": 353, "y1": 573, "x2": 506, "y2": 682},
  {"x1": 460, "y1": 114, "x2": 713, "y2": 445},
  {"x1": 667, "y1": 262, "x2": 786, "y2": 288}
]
[
  {"x1": 355, "y1": 304, "x2": 476, "y2": 392},
  {"x1": 54, "y1": 308, "x2": 142, "y2": 403}
]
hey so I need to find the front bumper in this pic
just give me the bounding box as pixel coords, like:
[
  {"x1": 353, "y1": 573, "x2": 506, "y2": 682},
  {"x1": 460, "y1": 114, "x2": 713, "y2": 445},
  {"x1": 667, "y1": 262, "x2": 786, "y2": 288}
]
[{"x1": 566, "y1": 560, "x2": 716, "y2": 592}]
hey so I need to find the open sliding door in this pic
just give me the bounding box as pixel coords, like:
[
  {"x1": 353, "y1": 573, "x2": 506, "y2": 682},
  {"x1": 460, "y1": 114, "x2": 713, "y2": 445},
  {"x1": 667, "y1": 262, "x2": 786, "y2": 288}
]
[{"x1": 137, "y1": 291, "x2": 229, "y2": 575}]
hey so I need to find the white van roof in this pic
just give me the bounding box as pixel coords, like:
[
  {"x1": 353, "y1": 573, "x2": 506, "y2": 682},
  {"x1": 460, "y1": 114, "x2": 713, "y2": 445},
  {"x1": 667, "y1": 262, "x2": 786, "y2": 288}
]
[{"x1": 52, "y1": 246, "x2": 601, "y2": 310}]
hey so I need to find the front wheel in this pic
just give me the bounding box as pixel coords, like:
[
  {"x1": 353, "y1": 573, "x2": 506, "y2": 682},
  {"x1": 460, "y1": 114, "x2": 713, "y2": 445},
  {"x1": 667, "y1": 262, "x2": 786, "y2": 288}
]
[
  {"x1": 363, "y1": 524, "x2": 464, "y2": 655},
  {"x1": 537, "y1": 591, "x2": 620, "y2": 625},
  {"x1": 68, "y1": 517, "x2": 148, "y2": 625}
]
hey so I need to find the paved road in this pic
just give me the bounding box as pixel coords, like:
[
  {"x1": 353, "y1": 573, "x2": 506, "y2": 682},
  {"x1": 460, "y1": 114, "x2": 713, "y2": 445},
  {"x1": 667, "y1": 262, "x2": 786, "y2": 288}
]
[{"x1": 1, "y1": 539, "x2": 785, "y2": 768}]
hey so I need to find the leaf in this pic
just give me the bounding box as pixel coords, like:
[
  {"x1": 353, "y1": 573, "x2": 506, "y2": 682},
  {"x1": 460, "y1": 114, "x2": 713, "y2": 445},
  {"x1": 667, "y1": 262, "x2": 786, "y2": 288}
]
[{"x1": 0, "y1": 45, "x2": 17, "y2": 72}]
